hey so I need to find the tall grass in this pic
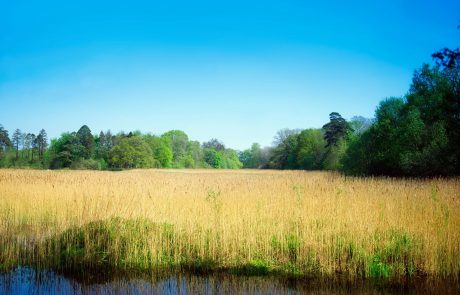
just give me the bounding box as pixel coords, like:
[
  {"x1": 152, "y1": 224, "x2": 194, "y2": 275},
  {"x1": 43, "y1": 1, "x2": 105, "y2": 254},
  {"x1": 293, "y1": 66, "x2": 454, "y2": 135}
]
[{"x1": 0, "y1": 169, "x2": 459, "y2": 281}]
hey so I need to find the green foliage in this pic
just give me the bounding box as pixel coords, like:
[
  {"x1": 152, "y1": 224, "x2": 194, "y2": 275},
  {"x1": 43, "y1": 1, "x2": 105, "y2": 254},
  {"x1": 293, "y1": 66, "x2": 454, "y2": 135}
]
[
  {"x1": 76, "y1": 125, "x2": 95, "y2": 159},
  {"x1": 432, "y1": 47, "x2": 460, "y2": 68},
  {"x1": 231, "y1": 259, "x2": 272, "y2": 276},
  {"x1": 95, "y1": 130, "x2": 113, "y2": 161},
  {"x1": 349, "y1": 116, "x2": 373, "y2": 135},
  {"x1": 238, "y1": 149, "x2": 252, "y2": 168},
  {"x1": 239, "y1": 143, "x2": 266, "y2": 168},
  {"x1": 269, "y1": 132, "x2": 299, "y2": 169},
  {"x1": 0, "y1": 125, "x2": 12, "y2": 154},
  {"x1": 108, "y1": 137, "x2": 155, "y2": 169},
  {"x1": 45, "y1": 218, "x2": 174, "y2": 271},
  {"x1": 36, "y1": 129, "x2": 48, "y2": 160},
  {"x1": 285, "y1": 234, "x2": 300, "y2": 263},
  {"x1": 296, "y1": 129, "x2": 326, "y2": 170},
  {"x1": 322, "y1": 112, "x2": 352, "y2": 148},
  {"x1": 3, "y1": 53, "x2": 459, "y2": 176},
  {"x1": 11, "y1": 129, "x2": 21, "y2": 160},
  {"x1": 221, "y1": 149, "x2": 243, "y2": 169},
  {"x1": 161, "y1": 130, "x2": 189, "y2": 167},
  {"x1": 187, "y1": 140, "x2": 205, "y2": 168},
  {"x1": 28, "y1": 125, "x2": 241, "y2": 170},
  {"x1": 204, "y1": 149, "x2": 222, "y2": 168},
  {"x1": 369, "y1": 230, "x2": 421, "y2": 279},
  {"x1": 0, "y1": 149, "x2": 45, "y2": 168},
  {"x1": 342, "y1": 62, "x2": 460, "y2": 176},
  {"x1": 49, "y1": 133, "x2": 80, "y2": 169},
  {"x1": 322, "y1": 139, "x2": 348, "y2": 171},
  {"x1": 369, "y1": 255, "x2": 391, "y2": 279},
  {"x1": 340, "y1": 132, "x2": 372, "y2": 175},
  {"x1": 70, "y1": 158, "x2": 108, "y2": 170},
  {"x1": 202, "y1": 138, "x2": 225, "y2": 151},
  {"x1": 143, "y1": 135, "x2": 173, "y2": 168}
]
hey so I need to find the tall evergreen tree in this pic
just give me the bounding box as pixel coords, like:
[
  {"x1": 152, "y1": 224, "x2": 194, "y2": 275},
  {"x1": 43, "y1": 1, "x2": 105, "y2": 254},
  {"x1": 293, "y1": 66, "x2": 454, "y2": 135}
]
[
  {"x1": 0, "y1": 125, "x2": 12, "y2": 160},
  {"x1": 39, "y1": 129, "x2": 48, "y2": 159},
  {"x1": 35, "y1": 129, "x2": 48, "y2": 160},
  {"x1": 0, "y1": 125, "x2": 11, "y2": 149},
  {"x1": 76, "y1": 125, "x2": 95, "y2": 159},
  {"x1": 24, "y1": 133, "x2": 33, "y2": 160},
  {"x1": 12, "y1": 129, "x2": 22, "y2": 160},
  {"x1": 322, "y1": 112, "x2": 352, "y2": 148}
]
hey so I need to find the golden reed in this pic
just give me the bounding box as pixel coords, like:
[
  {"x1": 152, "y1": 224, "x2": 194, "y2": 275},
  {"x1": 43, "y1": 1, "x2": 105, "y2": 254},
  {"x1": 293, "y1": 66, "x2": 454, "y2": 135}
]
[{"x1": 0, "y1": 169, "x2": 459, "y2": 280}]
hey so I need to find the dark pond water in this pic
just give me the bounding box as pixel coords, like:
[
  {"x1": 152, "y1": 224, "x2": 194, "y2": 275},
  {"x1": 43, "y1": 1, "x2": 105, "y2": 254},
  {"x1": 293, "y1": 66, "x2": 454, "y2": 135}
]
[{"x1": 1, "y1": 267, "x2": 459, "y2": 294}]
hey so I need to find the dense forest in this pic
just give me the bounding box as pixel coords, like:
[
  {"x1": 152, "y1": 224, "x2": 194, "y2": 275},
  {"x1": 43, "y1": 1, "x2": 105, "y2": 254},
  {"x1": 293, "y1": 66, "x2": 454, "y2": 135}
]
[{"x1": 1, "y1": 50, "x2": 459, "y2": 176}]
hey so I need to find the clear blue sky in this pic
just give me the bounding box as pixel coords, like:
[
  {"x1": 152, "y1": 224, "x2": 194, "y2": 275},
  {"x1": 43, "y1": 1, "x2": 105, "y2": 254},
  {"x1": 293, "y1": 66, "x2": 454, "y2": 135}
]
[{"x1": 1, "y1": 0, "x2": 459, "y2": 150}]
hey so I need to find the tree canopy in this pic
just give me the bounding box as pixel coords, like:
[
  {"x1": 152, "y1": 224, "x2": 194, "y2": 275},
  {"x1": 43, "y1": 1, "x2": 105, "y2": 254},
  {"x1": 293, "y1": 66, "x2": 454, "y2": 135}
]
[{"x1": 1, "y1": 50, "x2": 459, "y2": 176}]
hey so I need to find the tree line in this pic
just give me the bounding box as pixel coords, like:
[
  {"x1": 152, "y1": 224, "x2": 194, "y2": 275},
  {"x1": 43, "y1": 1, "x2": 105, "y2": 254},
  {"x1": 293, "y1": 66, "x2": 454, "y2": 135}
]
[
  {"x1": 0, "y1": 126, "x2": 243, "y2": 170},
  {"x1": 240, "y1": 49, "x2": 460, "y2": 176},
  {"x1": 1, "y1": 49, "x2": 458, "y2": 176}
]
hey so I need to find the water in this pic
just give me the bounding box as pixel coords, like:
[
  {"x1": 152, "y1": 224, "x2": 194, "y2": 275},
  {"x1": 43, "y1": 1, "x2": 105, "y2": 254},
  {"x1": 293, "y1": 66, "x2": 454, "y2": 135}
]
[{"x1": 1, "y1": 267, "x2": 458, "y2": 294}]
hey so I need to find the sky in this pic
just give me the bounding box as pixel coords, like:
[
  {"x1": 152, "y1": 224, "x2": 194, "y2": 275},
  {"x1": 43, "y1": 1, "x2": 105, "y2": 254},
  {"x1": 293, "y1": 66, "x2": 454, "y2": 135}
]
[{"x1": 1, "y1": 0, "x2": 459, "y2": 150}]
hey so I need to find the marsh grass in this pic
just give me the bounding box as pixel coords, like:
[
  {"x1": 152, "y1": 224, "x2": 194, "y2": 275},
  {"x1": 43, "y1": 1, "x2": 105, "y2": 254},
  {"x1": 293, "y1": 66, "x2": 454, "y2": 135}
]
[{"x1": 0, "y1": 169, "x2": 459, "y2": 284}]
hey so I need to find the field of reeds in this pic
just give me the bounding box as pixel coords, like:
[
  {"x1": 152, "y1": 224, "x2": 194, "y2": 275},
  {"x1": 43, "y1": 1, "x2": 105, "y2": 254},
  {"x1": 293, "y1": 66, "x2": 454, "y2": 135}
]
[{"x1": 0, "y1": 169, "x2": 459, "y2": 284}]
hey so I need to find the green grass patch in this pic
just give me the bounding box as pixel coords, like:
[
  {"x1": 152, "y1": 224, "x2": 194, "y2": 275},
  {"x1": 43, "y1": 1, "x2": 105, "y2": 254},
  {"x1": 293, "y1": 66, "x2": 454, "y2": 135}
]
[{"x1": 42, "y1": 217, "x2": 175, "y2": 272}]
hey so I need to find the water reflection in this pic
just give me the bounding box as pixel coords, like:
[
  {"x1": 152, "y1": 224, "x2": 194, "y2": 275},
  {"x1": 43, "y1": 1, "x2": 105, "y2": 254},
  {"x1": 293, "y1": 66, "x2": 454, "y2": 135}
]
[{"x1": 1, "y1": 267, "x2": 458, "y2": 294}]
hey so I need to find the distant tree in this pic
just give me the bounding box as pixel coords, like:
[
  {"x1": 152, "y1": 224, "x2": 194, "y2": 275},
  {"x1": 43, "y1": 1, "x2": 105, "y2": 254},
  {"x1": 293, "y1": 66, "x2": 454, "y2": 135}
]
[
  {"x1": 105, "y1": 130, "x2": 114, "y2": 149},
  {"x1": 259, "y1": 147, "x2": 273, "y2": 168},
  {"x1": 143, "y1": 135, "x2": 173, "y2": 168},
  {"x1": 349, "y1": 116, "x2": 373, "y2": 135},
  {"x1": 161, "y1": 130, "x2": 189, "y2": 167},
  {"x1": 238, "y1": 149, "x2": 252, "y2": 168},
  {"x1": 295, "y1": 129, "x2": 326, "y2": 170},
  {"x1": 249, "y1": 143, "x2": 263, "y2": 168},
  {"x1": 272, "y1": 128, "x2": 301, "y2": 146},
  {"x1": 342, "y1": 58, "x2": 460, "y2": 176},
  {"x1": 95, "y1": 131, "x2": 107, "y2": 159},
  {"x1": 187, "y1": 140, "x2": 204, "y2": 168},
  {"x1": 35, "y1": 134, "x2": 42, "y2": 160},
  {"x1": 12, "y1": 129, "x2": 22, "y2": 160},
  {"x1": 221, "y1": 149, "x2": 243, "y2": 169},
  {"x1": 0, "y1": 126, "x2": 11, "y2": 146},
  {"x1": 109, "y1": 137, "x2": 155, "y2": 169},
  {"x1": 341, "y1": 131, "x2": 373, "y2": 175},
  {"x1": 37, "y1": 129, "x2": 48, "y2": 160},
  {"x1": 204, "y1": 149, "x2": 222, "y2": 168},
  {"x1": 49, "y1": 133, "x2": 78, "y2": 168},
  {"x1": 269, "y1": 132, "x2": 298, "y2": 169},
  {"x1": 432, "y1": 47, "x2": 460, "y2": 69},
  {"x1": 95, "y1": 130, "x2": 114, "y2": 160},
  {"x1": 202, "y1": 138, "x2": 225, "y2": 151},
  {"x1": 76, "y1": 125, "x2": 94, "y2": 159},
  {"x1": 322, "y1": 138, "x2": 348, "y2": 171},
  {"x1": 322, "y1": 112, "x2": 352, "y2": 148},
  {"x1": 239, "y1": 143, "x2": 264, "y2": 168},
  {"x1": 19, "y1": 132, "x2": 26, "y2": 158},
  {"x1": 23, "y1": 133, "x2": 33, "y2": 160},
  {"x1": 30, "y1": 134, "x2": 37, "y2": 161},
  {"x1": 367, "y1": 97, "x2": 406, "y2": 175},
  {"x1": 0, "y1": 125, "x2": 12, "y2": 160}
]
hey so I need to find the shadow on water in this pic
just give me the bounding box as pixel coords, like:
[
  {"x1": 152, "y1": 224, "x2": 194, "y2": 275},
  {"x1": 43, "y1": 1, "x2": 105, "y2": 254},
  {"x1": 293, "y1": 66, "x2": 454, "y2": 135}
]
[{"x1": 1, "y1": 267, "x2": 459, "y2": 294}]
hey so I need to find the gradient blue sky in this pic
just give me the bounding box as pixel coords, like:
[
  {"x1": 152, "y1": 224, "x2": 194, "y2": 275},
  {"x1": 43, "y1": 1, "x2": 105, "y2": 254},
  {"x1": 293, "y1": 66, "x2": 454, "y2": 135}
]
[{"x1": 1, "y1": 0, "x2": 459, "y2": 150}]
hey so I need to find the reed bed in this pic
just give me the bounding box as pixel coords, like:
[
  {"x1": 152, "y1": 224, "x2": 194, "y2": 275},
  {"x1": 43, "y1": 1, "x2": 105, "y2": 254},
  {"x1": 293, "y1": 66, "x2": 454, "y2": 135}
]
[{"x1": 0, "y1": 169, "x2": 459, "y2": 282}]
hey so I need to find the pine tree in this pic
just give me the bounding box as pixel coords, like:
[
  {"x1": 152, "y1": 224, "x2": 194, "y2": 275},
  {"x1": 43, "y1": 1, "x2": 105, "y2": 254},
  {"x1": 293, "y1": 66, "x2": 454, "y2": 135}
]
[
  {"x1": 0, "y1": 125, "x2": 12, "y2": 160},
  {"x1": 12, "y1": 129, "x2": 22, "y2": 160},
  {"x1": 76, "y1": 125, "x2": 94, "y2": 159},
  {"x1": 37, "y1": 129, "x2": 48, "y2": 160},
  {"x1": 322, "y1": 112, "x2": 352, "y2": 148}
]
